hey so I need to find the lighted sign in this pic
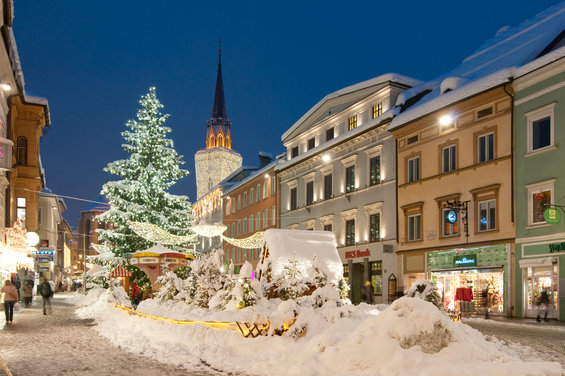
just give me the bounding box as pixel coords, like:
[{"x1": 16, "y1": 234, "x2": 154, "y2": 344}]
[
  {"x1": 543, "y1": 208, "x2": 561, "y2": 225},
  {"x1": 345, "y1": 249, "x2": 371, "y2": 259},
  {"x1": 447, "y1": 210, "x2": 457, "y2": 223},
  {"x1": 453, "y1": 254, "x2": 477, "y2": 267}
]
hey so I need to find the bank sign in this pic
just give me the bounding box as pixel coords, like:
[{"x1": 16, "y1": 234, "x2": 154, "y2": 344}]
[
  {"x1": 453, "y1": 254, "x2": 477, "y2": 267},
  {"x1": 345, "y1": 249, "x2": 371, "y2": 259}
]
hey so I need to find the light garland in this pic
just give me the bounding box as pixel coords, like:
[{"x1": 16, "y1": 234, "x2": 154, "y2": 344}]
[
  {"x1": 128, "y1": 221, "x2": 199, "y2": 245},
  {"x1": 220, "y1": 232, "x2": 265, "y2": 249},
  {"x1": 128, "y1": 220, "x2": 263, "y2": 249}
]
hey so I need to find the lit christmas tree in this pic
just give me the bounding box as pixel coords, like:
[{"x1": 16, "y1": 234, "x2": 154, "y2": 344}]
[{"x1": 96, "y1": 87, "x2": 195, "y2": 279}]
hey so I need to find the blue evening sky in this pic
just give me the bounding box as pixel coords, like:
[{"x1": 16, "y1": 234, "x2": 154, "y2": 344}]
[{"x1": 13, "y1": 0, "x2": 560, "y2": 226}]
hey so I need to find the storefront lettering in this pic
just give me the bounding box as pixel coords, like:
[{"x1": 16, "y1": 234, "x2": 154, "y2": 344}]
[
  {"x1": 453, "y1": 254, "x2": 477, "y2": 267},
  {"x1": 345, "y1": 249, "x2": 371, "y2": 259},
  {"x1": 548, "y1": 242, "x2": 565, "y2": 253}
]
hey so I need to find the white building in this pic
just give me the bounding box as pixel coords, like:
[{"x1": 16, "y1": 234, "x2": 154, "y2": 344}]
[{"x1": 277, "y1": 74, "x2": 420, "y2": 303}]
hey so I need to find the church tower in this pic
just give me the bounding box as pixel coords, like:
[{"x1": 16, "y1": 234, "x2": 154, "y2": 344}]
[{"x1": 195, "y1": 45, "x2": 242, "y2": 200}]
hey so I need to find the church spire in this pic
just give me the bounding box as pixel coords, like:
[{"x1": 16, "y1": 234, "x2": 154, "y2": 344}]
[{"x1": 211, "y1": 39, "x2": 227, "y2": 120}]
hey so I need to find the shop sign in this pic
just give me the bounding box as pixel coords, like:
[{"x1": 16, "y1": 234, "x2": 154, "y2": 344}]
[
  {"x1": 544, "y1": 208, "x2": 561, "y2": 224},
  {"x1": 453, "y1": 254, "x2": 477, "y2": 267},
  {"x1": 549, "y1": 242, "x2": 565, "y2": 253},
  {"x1": 345, "y1": 249, "x2": 370, "y2": 259},
  {"x1": 41, "y1": 239, "x2": 49, "y2": 248},
  {"x1": 383, "y1": 244, "x2": 393, "y2": 253}
]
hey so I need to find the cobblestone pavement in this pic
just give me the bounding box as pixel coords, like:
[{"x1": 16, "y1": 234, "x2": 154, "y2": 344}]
[
  {"x1": 0, "y1": 294, "x2": 229, "y2": 376},
  {"x1": 464, "y1": 317, "x2": 565, "y2": 369}
]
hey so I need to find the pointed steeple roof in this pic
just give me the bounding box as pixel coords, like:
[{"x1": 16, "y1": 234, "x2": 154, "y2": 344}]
[{"x1": 211, "y1": 42, "x2": 227, "y2": 120}]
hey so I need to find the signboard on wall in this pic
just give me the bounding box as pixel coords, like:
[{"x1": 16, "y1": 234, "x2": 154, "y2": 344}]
[{"x1": 453, "y1": 254, "x2": 477, "y2": 267}]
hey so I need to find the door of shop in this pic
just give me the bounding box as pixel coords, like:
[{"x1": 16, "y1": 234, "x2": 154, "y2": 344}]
[
  {"x1": 524, "y1": 264, "x2": 559, "y2": 319},
  {"x1": 351, "y1": 263, "x2": 364, "y2": 304}
]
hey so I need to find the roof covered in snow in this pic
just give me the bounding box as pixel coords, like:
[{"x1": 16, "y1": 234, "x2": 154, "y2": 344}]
[
  {"x1": 282, "y1": 73, "x2": 422, "y2": 142},
  {"x1": 262, "y1": 229, "x2": 343, "y2": 284},
  {"x1": 389, "y1": 2, "x2": 565, "y2": 130}
]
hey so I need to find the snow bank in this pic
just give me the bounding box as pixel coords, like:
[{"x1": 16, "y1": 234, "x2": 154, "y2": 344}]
[
  {"x1": 263, "y1": 229, "x2": 343, "y2": 284},
  {"x1": 76, "y1": 291, "x2": 562, "y2": 376}
]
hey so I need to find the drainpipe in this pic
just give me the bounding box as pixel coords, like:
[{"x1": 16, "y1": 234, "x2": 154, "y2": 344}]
[{"x1": 503, "y1": 78, "x2": 514, "y2": 317}]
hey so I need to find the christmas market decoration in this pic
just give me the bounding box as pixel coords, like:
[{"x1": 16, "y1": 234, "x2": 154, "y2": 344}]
[{"x1": 126, "y1": 244, "x2": 194, "y2": 291}]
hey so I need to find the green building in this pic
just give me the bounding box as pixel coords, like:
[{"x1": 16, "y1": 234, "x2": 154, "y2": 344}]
[{"x1": 514, "y1": 49, "x2": 565, "y2": 321}]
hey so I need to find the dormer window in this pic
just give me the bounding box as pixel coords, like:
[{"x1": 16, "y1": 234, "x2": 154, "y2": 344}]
[
  {"x1": 291, "y1": 146, "x2": 299, "y2": 158},
  {"x1": 348, "y1": 115, "x2": 358, "y2": 131},
  {"x1": 372, "y1": 102, "x2": 383, "y2": 119},
  {"x1": 307, "y1": 138, "x2": 315, "y2": 150}
]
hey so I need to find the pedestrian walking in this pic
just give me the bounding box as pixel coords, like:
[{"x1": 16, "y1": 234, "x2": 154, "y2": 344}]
[
  {"x1": 39, "y1": 279, "x2": 53, "y2": 315},
  {"x1": 362, "y1": 281, "x2": 374, "y2": 304},
  {"x1": 14, "y1": 276, "x2": 21, "y2": 302},
  {"x1": 1, "y1": 280, "x2": 18, "y2": 323},
  {"x1": 536, "y1": 288, "x2": 550, "y2": 322},
  {"x1": 22, "y1": 280, "x2": 33, "y2": 307}
]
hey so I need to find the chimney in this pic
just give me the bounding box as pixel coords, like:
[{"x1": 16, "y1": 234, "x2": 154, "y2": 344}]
[{"x1": 258, "y1": 151, "x2": 273, "y2": 168}]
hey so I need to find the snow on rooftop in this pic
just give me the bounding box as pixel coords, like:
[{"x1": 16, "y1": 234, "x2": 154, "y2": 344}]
[
  {"x1": 390, "y1": 2, "x2": 565, "y2": 130},
  {"x1": 263, "y1": 229, "x2": 343, "y2": 284}
]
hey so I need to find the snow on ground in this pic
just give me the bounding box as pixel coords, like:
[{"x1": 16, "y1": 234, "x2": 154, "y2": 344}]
[{"x1": 75, "y1": 289, "x2": 563, "y2": 376}]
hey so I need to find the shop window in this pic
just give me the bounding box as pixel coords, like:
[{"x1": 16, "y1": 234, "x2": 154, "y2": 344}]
[
  {"x1": 17, "y1": 137, "x2": 27, "y2": 166},
  {"x1": 16, "y1": 197, "x2": 26, "y2": 226},
  {"x1": 372, "y1": 102, "x2": 383, "y2": 119},
  {"x1": 348, "y1": 115, "x2": 358, "y2": 130},
  {"x1": 343, "y1": 264, "x2": 349, "y2": 284},
  {"x1": 442, "y1": 144, "x2": 456, "y2": 173},
  {"x1": 369, "y1": 213, "x2": 380, "y2": 242},
  {"x1": 369, "y1": 156, "x2": 381, "y2": 186},
  {"x1": 526, "y1": 103, "x2": 554, "y2": 154},
  {"x1": 407, "y1": 214, "x2": 421, "y2": 241},
  {"x1": 371, "y1": 261, "x2": 383, "y2": 295},
  {"x1": 326, "y1": 127, "x2": 334, "y2": 141},
  {"x1": 290, "y1": 188, "x2": 297, "y2": 210},
  {"x1": 307, "y1": 138, "x2": 315, "y2": 150},
  {"x1": 306, "y1": 181, "x2": 314, "y2": 205},
  {"x1": 477, "y1": 132, "x2": 495, "y2": 163},
  {"x1": 324, "y1": 224, "x2": 332, "y2": 232},
  {"x1": 527, "y1": 180, "x2": 554, "y2": 225},
  {"x1": 442, "y1": 208, "x2": 459, "y2": 237},
  {"x1": 345, "y1": 166, "x2": 355, "y2": 193},
  {"x1": 478, "y1": 199, "x2": 496, "y2": 232},
  {"x1": 324, "y1": 174, "x2": 332, "y2": 199},
  {"x1": 407, "y1": 156, "x2": 420, "y2": 183},
  {"x1": 345, "y1": 219, "x2": 355, "y2": 246}
]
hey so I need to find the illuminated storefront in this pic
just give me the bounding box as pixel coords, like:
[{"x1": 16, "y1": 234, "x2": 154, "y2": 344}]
[{"x1": 427, "y1": 245, "x2": 510, "y2": 316}]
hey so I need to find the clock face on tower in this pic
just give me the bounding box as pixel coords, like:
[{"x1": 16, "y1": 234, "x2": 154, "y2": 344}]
[{"x1": 447, "y1": 210, "x2": 457, "y2": 223}]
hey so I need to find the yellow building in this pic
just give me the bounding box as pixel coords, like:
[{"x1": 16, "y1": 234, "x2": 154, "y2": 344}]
[
  {"x1": 9, "y1": 95, "x2": 49, "y2": 233},
  {"x1": 390, "y1": 84, "x2": 515, "y2": 316}
]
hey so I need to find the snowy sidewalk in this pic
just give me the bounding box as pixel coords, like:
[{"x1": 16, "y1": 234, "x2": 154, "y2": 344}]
[{"x1": 0, "y1": 294, "x2": 224, "y2": 376}]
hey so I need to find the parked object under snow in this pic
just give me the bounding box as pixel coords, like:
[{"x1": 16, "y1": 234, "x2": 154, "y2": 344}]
[{"x1": 259, "y1": 229, "x2": 343, "y2": 285}]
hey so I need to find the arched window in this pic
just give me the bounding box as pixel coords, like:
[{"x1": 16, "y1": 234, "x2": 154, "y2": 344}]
[
  {"x1": 17, "y1": 137, "x2": 27, "y2": 165},
  {"x1": 217, "y1": 134, "x2": 224, "y2": 148}
]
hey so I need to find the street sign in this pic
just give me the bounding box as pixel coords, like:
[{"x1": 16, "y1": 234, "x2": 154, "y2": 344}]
[{"x1": 544, "y1": 208, "x2": 561, "y2": 224}]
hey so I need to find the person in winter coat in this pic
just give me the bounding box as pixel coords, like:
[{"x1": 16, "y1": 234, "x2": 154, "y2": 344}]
[
  {"x1": 536, "y1": 288, "x2": 551, "y2": 322},
  {"x1": 22, "y1": 280, "x2": 33, "y2": 307},
  {"x1": 1, "y1": 280, "x2": 18, "y2": 324},
  {"x1": 39, "y1": 279, "x2": 53, "y2": 315},
  {"x1": 362, "y1": 281, "x2": 374, "y2": 304}
]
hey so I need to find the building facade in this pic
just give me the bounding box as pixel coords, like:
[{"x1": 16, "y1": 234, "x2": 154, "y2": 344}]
[
  {"x1": 391, "y1": 86, "x2": 515, "y2": 316},
  {"x1": 223, "y1": 158, "x2": 278, "y2": 270},
  {"x1": 37, "y1": 190, "x2": 64, "y2": 283},
  {"x1": 514, "y1": 51, "x2": 565, "y2": 321},
  {"x1": 278, "y1": 74, "x2": 420, "y2": 303}
]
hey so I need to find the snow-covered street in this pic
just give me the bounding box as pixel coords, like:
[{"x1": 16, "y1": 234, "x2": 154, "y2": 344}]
[
  {"x1": 465, "y1": 318, "x2": 565, "y2": 369},
  {"x1": 0, "y1": 294, "x2": 227, "y2": 376}
]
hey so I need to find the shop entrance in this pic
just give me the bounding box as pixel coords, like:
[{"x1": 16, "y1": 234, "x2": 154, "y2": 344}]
[
  {"x1": 524, "y1": 264, "x2": 559, "y2": 319},
  {"x1": 351, "y1": 263, "x2": 364, "y2": 304}
]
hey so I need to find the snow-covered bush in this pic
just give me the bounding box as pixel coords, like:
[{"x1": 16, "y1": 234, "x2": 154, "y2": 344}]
[
  {"x1": 191, "y1": 248, "x2": 227, "y2": 308},
  {"x1": 275, "y1": 255, "x2": 310, "y2": 300},
  {"x1": 155, "y1": 271, "x2": 183, "y2": 302},
  {"x1": 404, "y1": 279, "x2": 443, "y2": 310}
]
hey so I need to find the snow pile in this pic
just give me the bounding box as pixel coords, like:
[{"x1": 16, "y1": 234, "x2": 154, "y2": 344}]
[
  {"x1": 75, "y1": 285, "x2": 132, "y2": 319},
  {"x1": 77, "y1": 291, "x2": 563, "y2": 375}
]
